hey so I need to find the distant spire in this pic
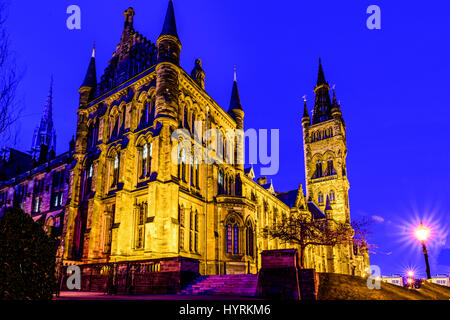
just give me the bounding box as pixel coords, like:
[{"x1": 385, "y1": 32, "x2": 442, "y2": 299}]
[
  {"x1": 80, "y1": 44, "x2": 97, "y2": 89},
  {"x1": 229, "y1": 68, "x2": 242, "y2": 111},
  {"x1": 317, "y1": 58, "x2": 327, "y2": 86},
  {"x1": 31, "y1": 77, "x2": 56, "y2": 159},
  {"x1": 43, "y1": 76, "x2": 53, "y2": 121},
  {"x1": 160, "y1": 0, "x2": 179, "y2": 39}
]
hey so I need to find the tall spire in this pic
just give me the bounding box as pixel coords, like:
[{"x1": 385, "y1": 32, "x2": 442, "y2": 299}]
[
  {"x1": 317, "y1": 58, "x2": 327, "y2": 86},
  {"x1": 80, "y1": 45, "x2": 97, "y2": 90},
  {"x1": 31, "y1": 77, "x2": 57, "y2": 159},
  {"x1": 160, "y1": 0, "x2": 179, "y2": 39},
  {"x1": 312, "y1": 58, "x2": 333, "y2": 124}
]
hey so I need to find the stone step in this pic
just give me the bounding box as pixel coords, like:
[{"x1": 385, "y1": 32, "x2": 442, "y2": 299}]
[{"x1": 180, "y1": 274, "x2": 258, "y2": 296}]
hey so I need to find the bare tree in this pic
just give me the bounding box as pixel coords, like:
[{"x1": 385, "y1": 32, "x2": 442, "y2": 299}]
[
  {"x1": 0, "y1": 2, "x2": 20, "y2": 147},
  {"x1": 262, "y1": 213, "x2": 370, "y2": 269}
]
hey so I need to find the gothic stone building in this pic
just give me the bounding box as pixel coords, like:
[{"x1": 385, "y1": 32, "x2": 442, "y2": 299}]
[{"x1": 60, "y1": 1, "x2": 369, "y2": 276}]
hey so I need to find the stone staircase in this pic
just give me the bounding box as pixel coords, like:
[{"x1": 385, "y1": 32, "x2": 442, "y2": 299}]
[{"x1": 179, "y1": 274, "x2": 258, "y2": 297}]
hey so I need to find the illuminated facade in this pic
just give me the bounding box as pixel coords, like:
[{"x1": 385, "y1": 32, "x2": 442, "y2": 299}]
[{"x1": 0, "y1": 1, "x2": 371, "y2": 276}]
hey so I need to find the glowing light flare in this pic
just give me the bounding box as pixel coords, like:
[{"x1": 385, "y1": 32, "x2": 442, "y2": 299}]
[
  {"x1": 407, "y1": 270, "x2": 415, "y2": 278},
  {"x1": 414, "y1": 223, "x2": 431, "y2": 242}
]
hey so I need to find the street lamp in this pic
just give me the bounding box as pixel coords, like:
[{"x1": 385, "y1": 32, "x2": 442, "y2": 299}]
[{"x1": 414, "y1": 222, "x2": 431, "y2": 279}]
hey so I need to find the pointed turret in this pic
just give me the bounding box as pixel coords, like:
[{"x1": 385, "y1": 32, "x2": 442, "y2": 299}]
[
  {"x1": 229, "y1": 68, "x2": 242, "y2": 111},
  {"x1": 312, "y1": 59, "x2": 333, "y2": 125},
  {"x1": 160, "y1": 0, "x2": 179, "y2": 39},
  {"x1": 330, "y1": 87, "x2": 344, "y2": 124},
  {"x1": 302, "y1": 98, "x2": 310, "y2": 127},
  {"x1": 228, "y1": 68, "x2": 244, "y2": 129},
  {"x1": 155, "y1": 0, "x2": 182, "y2": 125},
  {"x1": 80, "y1": 47, "x2": 97, "y2": 90},
  {"x1": 227, "y1": 68, "x2": 245, "y2": 171}
]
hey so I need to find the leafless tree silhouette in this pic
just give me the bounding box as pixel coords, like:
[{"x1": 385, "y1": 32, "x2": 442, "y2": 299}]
[
  {"x1": 0, "y1": 2, "x2": 21, "y2": 147},
  {"x1": 262, "y1": 214, "x2": 372, "y2": 268}
]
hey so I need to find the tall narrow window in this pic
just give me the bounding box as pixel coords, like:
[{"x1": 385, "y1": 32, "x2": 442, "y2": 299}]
[
  {"x1": 104, "y1": 204, "x2": 115, "y2": 253},
  {"x1": 140, "y1": 144, "x2": 152, "y2": 178},
  {"x1": 329, "y1": 190, "x2": 336, "y2": 202},
  {"x1": 233, "y1": 224, "x2": 239, "y2": 254},
  {"x1": 195, "y1": 163, "x2": 200, "y2": 188},
  {"x1": 318, "y1": 192, "x2": 324, "y2": 204},
  {"x1": 189, "y1": 210, "x2": 194, "y2": 252},
  {"x1": 314, "y1": 161, "x2": 323, "y2": 178},
  {"x1": 179, "y1": 206, "x2": 185, "y2": 250},
  {"x1": 246, "y1": 223, "x2": 254, "y2": 257},
  {"x1": 326, "y1": 158, "x2": 335, "y2": 176},
  {"x1": 135, "y1": 203, "x2": 145, "y2": 249},
  {"x1": 226, "y1": 224, "x2": 232, "y2": 253},
  {"x1": 178, "y1": 148, "x2": 186, "y2": 182},
  {"x1": 112, "y1": 154, "x2": 119, "y2": 187},
  {"x1": 194, "y1": 213, "x2": 199, "y2": 253},
  {"x1": 218, "y1": 170, "x2": 224, "y2": 195}
]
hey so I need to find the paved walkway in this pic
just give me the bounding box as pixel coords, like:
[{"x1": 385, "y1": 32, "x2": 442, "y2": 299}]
[{"x1": 54, "y1": 291, "x2": 262, "y2": 300}]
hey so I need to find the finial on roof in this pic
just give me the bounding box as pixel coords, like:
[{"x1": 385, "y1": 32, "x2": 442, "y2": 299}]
[{"x1": 234, "y1": 65, "x2": 237, "y2": 82}]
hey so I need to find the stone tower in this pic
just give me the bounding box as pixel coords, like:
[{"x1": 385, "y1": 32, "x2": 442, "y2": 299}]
[
  {"x1": 302, "y1": 59, "x2": 349, "y2": 223},
  {"x1": 155, "y1": 0, "x2": 181, "y2": 125}
]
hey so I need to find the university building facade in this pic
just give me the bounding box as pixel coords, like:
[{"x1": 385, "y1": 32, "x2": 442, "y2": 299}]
[{"x1": 0, "y1": 1, "x2": 369, "y2": 277}]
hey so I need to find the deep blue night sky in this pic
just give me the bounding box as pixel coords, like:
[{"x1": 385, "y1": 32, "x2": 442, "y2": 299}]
[{"x1": 4, "y1": 1, "x2": 450, "y2": 277}]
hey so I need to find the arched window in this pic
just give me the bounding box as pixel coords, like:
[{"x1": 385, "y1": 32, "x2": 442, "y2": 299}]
[
  {"x1": 140, "y1": 143, "x2": 152, "y2": 179},
  {"x1": 318, "y1": 192, "x2": 324, "y2": 204},
  {"x1": 218, "y1": 170, "x2": 224, "y2": 195},
  {"x1": 178, "y1": 148, "x2": 186, "y2": 182},
  {"x1": 184, "y1": 106, "x2": 188, "y2": 129},
  {"x1": 326, "y1": 157, "x2": 335, "y2": 176},
  {"x1": 225, "y1": 216, "x2": 241, "y2": 255},
  {"x1": 329, "y1": 190, "x2": 336, "y2": 202},
  {"x1": 314, "y1": 160, "x2": 323, "y2": 179},
  {"x1": 191, "y1": 112, "x2": 196, "y2": 134},
  {"x1": 111, "y1": 153, "x2": 120, "y2": 187}
]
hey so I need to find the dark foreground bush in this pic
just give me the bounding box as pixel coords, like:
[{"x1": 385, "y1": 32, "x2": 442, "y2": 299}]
[{"x1": 0, "y1": 207, "x2": 56, "y2": 300}]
